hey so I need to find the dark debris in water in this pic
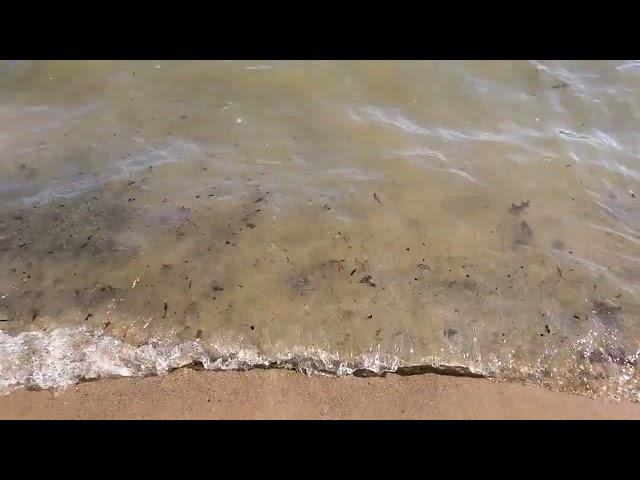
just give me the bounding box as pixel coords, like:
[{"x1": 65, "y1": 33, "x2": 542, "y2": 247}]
[
  {"x1": 324, "y1": 259, "x2": 346, "y2": 272},
  {"x1": 359, "y1": 275, "x2": 376, "y2": 288},
  {"x1": 587, "y1": 346, "x2": 636, "y2": 366},
  {"x1": 510, "y1": 200, "x2": 530, "y2": 215},
  {"x1": 514, "y1": 220, "x2": 534, "y2": 246},
  {"x1": 591, "y1": 300, "x2": 623, "y2": 330},
  {"x1": 444, "y1": 328, "x2": 457, "y2": 339}
]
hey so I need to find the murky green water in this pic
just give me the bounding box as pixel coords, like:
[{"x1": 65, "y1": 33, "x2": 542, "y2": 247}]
[{"x1": 2, "y1": 60, "x2": 640, "y2": 399}]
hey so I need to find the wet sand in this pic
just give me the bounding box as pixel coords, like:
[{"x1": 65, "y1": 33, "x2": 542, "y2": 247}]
[{"x1": 1, "y1": 370, "x2": 639, "y2": 419}]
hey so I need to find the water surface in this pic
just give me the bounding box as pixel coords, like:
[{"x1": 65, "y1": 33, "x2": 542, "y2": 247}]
[{"x1": 2, "y1": 60, "x2": 640, "y2": 400}]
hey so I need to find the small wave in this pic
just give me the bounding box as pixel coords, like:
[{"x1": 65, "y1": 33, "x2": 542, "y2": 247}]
[
  {"x1": 351, "y1": 105, "x2": 515, "y2": 147},
  {"x1": 0, "y1": 327, "x2": 488, "y2": 395},
  {"x1": 326, "y1": 167, "x2": 381, "y2": 181},
  {"x1": 616, "y1": 61, "x2": 640, "y2": 71},
  {"x1": 439, "y1": 168, "x2": 483, "y2": 185},
  {"x1": 353, "y1": 106, "x2": 432, "y2": 136},
  {"x1": 19, "y1": 174, "x2": 107, "y2": 206},
  {"x1": 394, "y1": 147, "x2": 449, "y2": 163},
  {"x1": 124, "y1": 138, "x2": 203, "y2": 171},
  {"x1": 557, "y1": 129, "x2": 589, "y2": 140},
  {"x1": 1, "y1": 326, "x2": 639, "y2": 403},
  {"x1": 557, "y1": 129, "x2": 626, "y2": 157}
]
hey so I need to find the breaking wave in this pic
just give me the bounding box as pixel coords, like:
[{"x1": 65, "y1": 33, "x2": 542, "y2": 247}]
[{"x1": 1, "y1": 326, "x2": 638, "y2": 403}]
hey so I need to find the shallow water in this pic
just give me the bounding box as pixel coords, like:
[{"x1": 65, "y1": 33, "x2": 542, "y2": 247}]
[{"x1": 2, "y1": 60, "x2": 640, "y2": 399}]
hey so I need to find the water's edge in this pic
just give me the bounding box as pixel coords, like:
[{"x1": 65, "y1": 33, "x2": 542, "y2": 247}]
[
  {"x1": 5, "y1": 326, "x2": 634, "y2": 405},
  {"x1": 0, "y1": 326, "x2": 496, "y2": 396}
]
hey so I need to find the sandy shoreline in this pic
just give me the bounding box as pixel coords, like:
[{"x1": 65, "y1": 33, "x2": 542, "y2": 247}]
[{"x1": 1, "y1": 369, "x2": 639, "y2": 419}]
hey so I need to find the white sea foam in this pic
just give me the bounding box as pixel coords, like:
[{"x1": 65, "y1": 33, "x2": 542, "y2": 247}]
[
  {"x1": 0, "y1": 327, "x2": 488, "y2": 395},
  {"x1": 1, "y1": 326, "x2": 638, "y2": 402}
]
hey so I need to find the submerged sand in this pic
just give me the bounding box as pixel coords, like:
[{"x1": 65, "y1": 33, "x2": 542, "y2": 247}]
[
  {"x1": 1, "y1": 370, "x2": 639, "y2": 419},
  {"x1": 3, "y1": 61, "x2": 640, "y2": 400}
]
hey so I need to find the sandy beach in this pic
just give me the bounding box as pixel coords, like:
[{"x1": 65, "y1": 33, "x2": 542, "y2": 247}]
[{"x1": 1, "y1": 369, "x2": 639, "y2": 419}]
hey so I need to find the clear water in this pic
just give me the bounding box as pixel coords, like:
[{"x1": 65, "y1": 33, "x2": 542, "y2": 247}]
[{"x1": 2, "y1": 60, "x2": 640, "y2": 400}]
